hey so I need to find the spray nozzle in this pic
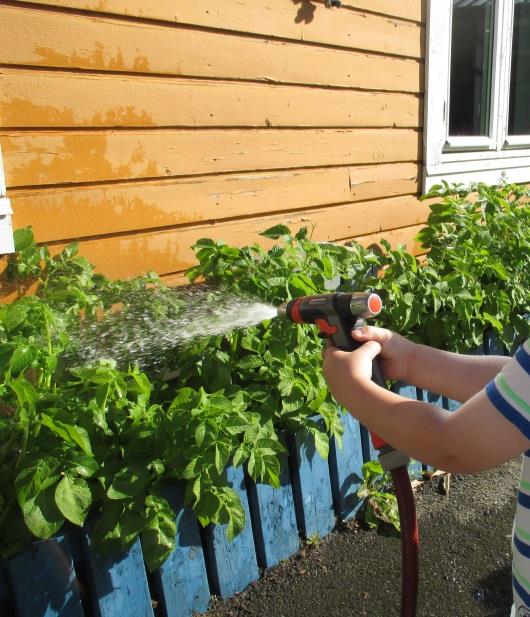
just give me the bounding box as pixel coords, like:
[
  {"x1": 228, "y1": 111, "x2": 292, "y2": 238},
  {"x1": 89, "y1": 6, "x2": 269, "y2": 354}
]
[{"x1": 277, "y1": 291, "x2": 382, "y2": 351}]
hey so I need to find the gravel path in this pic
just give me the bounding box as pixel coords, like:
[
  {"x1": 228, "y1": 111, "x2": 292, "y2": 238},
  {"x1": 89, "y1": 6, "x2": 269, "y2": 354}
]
[{"x1": 203, "y1": 459, "x2": 520, "y2": 617}]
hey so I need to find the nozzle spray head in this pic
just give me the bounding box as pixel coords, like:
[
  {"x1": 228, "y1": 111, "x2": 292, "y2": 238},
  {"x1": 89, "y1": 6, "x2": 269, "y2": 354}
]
[
  {"x1": 276, "y1": 291, "x2": 382, "y2": 351},
  {"x1": 349, "y1": 292, "x2": 382, "y2": 319}
]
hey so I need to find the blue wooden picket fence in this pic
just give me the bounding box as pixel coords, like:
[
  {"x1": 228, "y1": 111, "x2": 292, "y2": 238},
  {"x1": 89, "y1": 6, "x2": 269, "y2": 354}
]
[{"x1": 8, "y1": 337, "x2": 514, "y2": 617}]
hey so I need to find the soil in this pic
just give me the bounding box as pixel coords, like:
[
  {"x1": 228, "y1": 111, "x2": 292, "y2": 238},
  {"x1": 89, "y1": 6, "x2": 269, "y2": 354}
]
[{"x1": 203, "y1": 459, "x2": 520, "y2": 617}]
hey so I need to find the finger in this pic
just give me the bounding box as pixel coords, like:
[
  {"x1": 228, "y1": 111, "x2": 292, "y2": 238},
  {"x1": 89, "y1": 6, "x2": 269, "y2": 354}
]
[
  {"x1": 351, "y1": 325, "x2": 390, "y2": 343},
  {"x1": 355, "y1": 339, "x2": 382, "y2": 361}
]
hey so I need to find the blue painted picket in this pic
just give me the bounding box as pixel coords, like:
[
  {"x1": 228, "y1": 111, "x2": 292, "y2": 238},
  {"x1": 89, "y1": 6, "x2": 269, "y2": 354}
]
[
  {"x1": 80, "y1": 533, "x2": 154, "y2": 617},
  {"x1": 153, "y1": 484, "x2": 211, "y2": 617},
  {"x1": 0, "y1": 567, "x2": 8, "y2": 604},
  {"x1": 246, "y1": 444, "x2": 300, "y2": 568},
  {"x1": 4, "y1": 535, "x2": 84, "y2": 617},
  {"x1": 201, "y1": 465, "x2": 259, "y2": 598},
  {"x1": 288, "y1": 419, "x2": 335, "y2": 539},
  {"x1": 328, "y1": 412, "x2": 365, "y2": 521}
]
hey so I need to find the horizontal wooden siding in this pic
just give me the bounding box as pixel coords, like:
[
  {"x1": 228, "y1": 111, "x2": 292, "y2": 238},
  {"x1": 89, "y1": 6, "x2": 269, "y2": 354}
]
[{"x1": 0, "y1": 0, "x2": 425, "y2": 282}]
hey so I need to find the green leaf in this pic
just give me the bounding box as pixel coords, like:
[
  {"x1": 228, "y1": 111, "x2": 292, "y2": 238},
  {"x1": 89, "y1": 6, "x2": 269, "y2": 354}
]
[
  {"x1": 55, "y1": 475, "x2": 92, "y2": 526},
  {"x1": 4, "y1": 304, "x2": 30, "y2": 333},
  {"x1": 483, "y1": 312, "x2": 503, "y2": 332},
  {"x1": 259, "y1": 224, "x2": 291, "y2": 239},
  {"x1": 310, "y1": 428, "x2": 329, "y2": 460},
  {"x1": 15, "y1": 458, "x2": 62, "y2": 507},
  {"x1": 65, "y1": 452, "x2": 99, "y2": 478},
  {"x1": 40, "y1": 415, "x2": 93, "y2": 456},
  {"x1": 199, "y1": 356, "x2": 232, "y2": 392},
  {"x1": 235, "y1": 355, "x2": 263, "y2": 370},
  {"x1": 221, "y1": 489, "x2": 246, "y2": 541},
  {"x1": 13, "y1": 227, "x2": 36, "y2": 252},
  {"x1": 22, "y1": 485, "x2": 64, "y2": 539},
  {"x1": 107, "y1": 465, "x2": 150, "y2": 500},
  {"x1": 193, "y1": 488, "x2": 221, "y2": 526},
  {"x1": 195, "y1": 423, "x2": 206, "y2": 447},
  {"x1": 141, "y1": 495, "x2": 177, "y2": 573},
  {"x1": 214, "y1": 442, "x2": 231, "y2": 475},
  {"x1": 92, "y1": 502, "x2": 144, "y2": 553},
  {"x1": 9, "y1": 345, "x2": 37, "y2": 374},
  {"x1": 232, "y1": 444, "x2": 248, "y2": 468},
  {"x1": 8, "y1": 376, "x2": 39, "y2": 413}
]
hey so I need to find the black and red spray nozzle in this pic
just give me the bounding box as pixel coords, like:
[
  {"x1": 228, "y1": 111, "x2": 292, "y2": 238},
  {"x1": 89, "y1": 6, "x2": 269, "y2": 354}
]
[{"x1": 277, "y1": 292, "x2": 382, "y2": 352}]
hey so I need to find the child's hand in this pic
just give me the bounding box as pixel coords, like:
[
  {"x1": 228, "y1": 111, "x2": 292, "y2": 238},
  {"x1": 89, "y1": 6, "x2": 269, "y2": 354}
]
[
  {"x1": 349, "y1": 326, "x2": 414, "y2": 382},
  {"x1": 322, "y1": 339, "x2": 381, "y2": 407}
]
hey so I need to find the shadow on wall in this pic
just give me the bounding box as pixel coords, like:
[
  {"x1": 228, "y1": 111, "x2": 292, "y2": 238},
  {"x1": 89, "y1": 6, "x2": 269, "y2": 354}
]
[{"x1": 292, "y1": 0, "x2": 317, "y2": 24}]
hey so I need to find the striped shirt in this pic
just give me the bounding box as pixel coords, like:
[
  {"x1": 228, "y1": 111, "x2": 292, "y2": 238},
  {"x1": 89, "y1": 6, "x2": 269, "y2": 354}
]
[{"x1": 485, "y1": 339, "x2": 530, "y2": 615}]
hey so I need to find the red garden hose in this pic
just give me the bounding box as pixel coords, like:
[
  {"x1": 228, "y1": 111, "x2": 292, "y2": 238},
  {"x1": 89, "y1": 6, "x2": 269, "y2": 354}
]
[
  {"x1": 391, "y1": 465, "x2": 420, "y2": 617},
  {"x1": 370, "y1": 360, "x2": 419, "y2": 617}
]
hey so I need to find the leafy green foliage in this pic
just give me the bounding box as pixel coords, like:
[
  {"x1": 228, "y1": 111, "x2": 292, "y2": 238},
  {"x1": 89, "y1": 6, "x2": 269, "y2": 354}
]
[
  {"x1": 1, "y1": 226, "x2": 368, "y2": 569},
  {"x1": 357, "y1": 461, "x2": 400, "y2": 532},
  {"x1": 2, "y1": 183, "x2": 529, "y2": 568},
  {"x1": 373, "y1": 181, "x2": 530, "y2": 352}
]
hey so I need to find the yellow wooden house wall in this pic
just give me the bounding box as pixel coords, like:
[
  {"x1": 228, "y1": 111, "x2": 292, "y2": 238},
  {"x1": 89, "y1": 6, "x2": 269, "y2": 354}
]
[{"x1": 0, "y1": 0, "x2": 425, "y2": 285}]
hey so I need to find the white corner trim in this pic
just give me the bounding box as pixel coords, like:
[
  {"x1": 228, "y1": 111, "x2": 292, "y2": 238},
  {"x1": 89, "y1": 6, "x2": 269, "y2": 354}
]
[{"x1": 0, "y1": 145, "x2": 15, "y2": 255}]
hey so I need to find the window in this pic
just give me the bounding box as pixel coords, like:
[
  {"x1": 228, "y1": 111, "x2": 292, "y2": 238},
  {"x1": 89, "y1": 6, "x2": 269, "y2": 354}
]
[{"x1": 424, "y1": 0, "x2": 530, "y2": 191}]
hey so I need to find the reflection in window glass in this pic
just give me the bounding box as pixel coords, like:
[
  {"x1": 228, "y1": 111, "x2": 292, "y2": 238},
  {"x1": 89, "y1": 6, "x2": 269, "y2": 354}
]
[
  {"x1": 509, "y1": 0, "x2": 530, "y2": 135},
  {"x1": 449, "y1": 0, "x2": 495, "y2": 136}
]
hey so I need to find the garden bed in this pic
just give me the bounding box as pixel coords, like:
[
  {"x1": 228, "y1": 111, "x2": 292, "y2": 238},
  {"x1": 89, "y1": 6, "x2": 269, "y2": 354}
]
[{"x1": 1, "y1": 182, "x2": 529, "y2": 616}]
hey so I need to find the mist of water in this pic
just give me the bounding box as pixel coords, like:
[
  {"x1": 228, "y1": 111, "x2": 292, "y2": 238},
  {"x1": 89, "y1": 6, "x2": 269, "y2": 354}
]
[{"x1": 63, "y1": 285, "x2": 278, "y2": 373}]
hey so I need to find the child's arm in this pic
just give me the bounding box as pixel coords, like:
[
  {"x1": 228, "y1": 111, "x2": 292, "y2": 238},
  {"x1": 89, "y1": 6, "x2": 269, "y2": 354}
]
[
  {"x1": 323, "y1": 336, "x2": 529, "y2": 474},
  {"x1": 350, "y1": 326, "x2": 510, "y2": 402}
]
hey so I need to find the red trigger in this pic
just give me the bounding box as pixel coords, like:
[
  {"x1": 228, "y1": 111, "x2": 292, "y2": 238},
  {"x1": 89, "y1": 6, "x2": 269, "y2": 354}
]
[{"x1": 314, "y1": 318, "x2": 337, "y2": 336}]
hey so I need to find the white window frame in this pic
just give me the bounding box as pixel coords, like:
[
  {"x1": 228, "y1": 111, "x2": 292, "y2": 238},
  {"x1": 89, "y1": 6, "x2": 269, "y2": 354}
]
[{"x1": 423, "y1": 0, "x2": 530, "y2": 192}]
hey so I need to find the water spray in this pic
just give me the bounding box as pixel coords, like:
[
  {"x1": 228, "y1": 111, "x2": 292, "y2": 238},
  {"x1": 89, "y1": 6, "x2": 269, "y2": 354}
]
[{"x1": 278, "y1": 291, "x2": 419, "y2": 617}]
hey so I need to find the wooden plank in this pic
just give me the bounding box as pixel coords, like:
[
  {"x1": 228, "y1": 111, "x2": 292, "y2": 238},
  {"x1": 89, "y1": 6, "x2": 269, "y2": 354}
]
[
  {"x1": 245, "y1": 439, "x2": 299, "y2": 568},
  {"x1": 9, "y1": 170, "x2": 423, "y2": 242},
  {"x1": 328, "y1": 411, "x2": 365, "y2": 521},
  {"x1": 359, "y1": 424, "x2": 378, "y2": 462},
  {"x1": 4, "y1": 535, "x2": 84, "y2": 617},
  {"x1": 0, "y1": 69, "x2": 422, "y2": 129},
  {"x1": 13, "y1": 0, "x2": 423, "y2": 58},
  {"x1": 484, "y1": 330, "x2": 506, "y2": 356},
  {"x1": 43, "y1": 219, "x2": 426, "y2": 280},
  {"x1": 288, "y1": 419, "x2": 335, "y2": 539},
  {"x1": 152, "y1": 484, "x2": 211, "y2": 617},
  {"x1": 0, "y1": 568, "x2": 8, "y2": 603},
  {"x1": 342, "y1": 1, "x2": 424, "y2": 23},
  {"x1": 442, "y1": 396, "x2": 461, "y2": 412},
  {"x1": 80, "y1": 534, "x2": 153, "y2": 617},
  {"x1": 353, "y1": 224, "x2": 425, "y2": 255},
  {"x1": 0, "y1": 5, "x2": 421, "y2": 93},
  {"x1": 200, "y1": 466, "x2": 259, "y2": 598},
  {"x1": 418, "y1": 389, "x2": 444, "y2": 408},
  {"x1": 1, "y1": 129, "x2": 421, "y2": 188}
]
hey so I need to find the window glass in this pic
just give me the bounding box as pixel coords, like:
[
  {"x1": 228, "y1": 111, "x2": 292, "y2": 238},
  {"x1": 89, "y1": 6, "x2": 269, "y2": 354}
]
[
  {"x1": 508, "y1": 0, "x2": 530, "y2": 135},
  {"x1": 449, "y1": 0, "x2": 495, "y2": 136}
]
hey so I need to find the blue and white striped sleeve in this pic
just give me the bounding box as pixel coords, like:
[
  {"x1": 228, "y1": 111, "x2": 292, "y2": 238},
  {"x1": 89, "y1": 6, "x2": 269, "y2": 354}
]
[{"x1": 485, "y1": 339, "x2": 530, "y2": 440}]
